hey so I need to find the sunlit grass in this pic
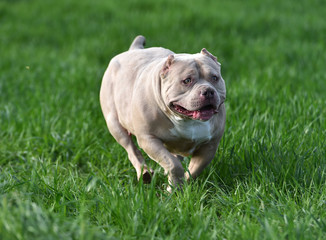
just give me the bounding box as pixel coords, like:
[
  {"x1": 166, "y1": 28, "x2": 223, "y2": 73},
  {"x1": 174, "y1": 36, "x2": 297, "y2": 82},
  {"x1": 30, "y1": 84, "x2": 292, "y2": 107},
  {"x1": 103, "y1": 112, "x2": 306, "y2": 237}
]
[{"x1": 1, "y1": 0, "x2": 326, "y2": 239}]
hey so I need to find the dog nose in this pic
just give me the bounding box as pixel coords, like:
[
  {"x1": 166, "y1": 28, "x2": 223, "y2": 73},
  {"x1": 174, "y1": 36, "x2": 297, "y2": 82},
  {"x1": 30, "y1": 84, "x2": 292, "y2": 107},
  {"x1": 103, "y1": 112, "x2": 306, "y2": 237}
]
[{"x1": 200, "y1": 88, "x2": 215, "y2": 99}]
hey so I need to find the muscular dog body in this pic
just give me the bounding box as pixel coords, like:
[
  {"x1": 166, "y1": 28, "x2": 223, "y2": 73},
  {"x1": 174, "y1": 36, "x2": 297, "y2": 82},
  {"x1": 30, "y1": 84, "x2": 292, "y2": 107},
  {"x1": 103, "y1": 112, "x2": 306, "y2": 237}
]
[{"x1": 100, "y1": 36, "x2": 226, "y2": 191}]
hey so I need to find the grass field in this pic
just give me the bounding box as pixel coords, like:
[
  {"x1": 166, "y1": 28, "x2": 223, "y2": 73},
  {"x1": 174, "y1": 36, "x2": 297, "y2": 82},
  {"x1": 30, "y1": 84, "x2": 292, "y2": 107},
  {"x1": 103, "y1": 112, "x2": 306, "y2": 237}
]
[{"x1": 1, "y1": 0, "x2": 326, "y2": 239}]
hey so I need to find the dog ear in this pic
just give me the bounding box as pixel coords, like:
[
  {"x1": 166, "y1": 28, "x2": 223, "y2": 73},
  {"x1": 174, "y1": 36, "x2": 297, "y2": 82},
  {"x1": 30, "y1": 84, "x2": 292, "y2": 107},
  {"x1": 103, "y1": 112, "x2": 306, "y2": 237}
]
[
  {"x1": 161, "y1": 54, "x2": 174, "y2": 77},
  {"x1": 201, "y1": 48, "x2": 219, "y2": 65}
]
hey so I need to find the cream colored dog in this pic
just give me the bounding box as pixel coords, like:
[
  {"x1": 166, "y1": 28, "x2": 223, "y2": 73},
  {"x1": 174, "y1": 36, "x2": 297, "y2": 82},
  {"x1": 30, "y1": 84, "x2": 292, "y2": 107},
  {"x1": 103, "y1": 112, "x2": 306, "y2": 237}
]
[{"x1": 100, "y1": 36, "x2": 226, "y2": 191}]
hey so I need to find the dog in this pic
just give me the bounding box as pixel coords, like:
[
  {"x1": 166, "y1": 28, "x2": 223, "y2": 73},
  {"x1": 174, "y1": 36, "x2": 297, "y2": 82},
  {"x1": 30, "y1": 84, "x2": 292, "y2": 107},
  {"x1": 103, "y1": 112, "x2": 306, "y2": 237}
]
[{"x1": 100, "y1": 36, "x2": 226, "y2": 191}]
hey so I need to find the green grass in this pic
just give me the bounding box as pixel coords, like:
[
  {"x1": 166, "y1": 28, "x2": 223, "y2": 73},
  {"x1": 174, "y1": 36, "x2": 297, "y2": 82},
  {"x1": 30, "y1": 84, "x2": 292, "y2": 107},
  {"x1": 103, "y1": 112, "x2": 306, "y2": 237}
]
[{"x1": 1, "y1": 0, "x2": 326, "y2": 239}]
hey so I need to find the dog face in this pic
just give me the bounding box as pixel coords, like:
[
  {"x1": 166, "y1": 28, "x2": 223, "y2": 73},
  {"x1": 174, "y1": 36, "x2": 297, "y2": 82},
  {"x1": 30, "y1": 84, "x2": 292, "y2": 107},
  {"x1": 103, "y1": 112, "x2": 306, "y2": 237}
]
[{"x1": 160, "y1": 49, "x2": 226, "y2": 121}]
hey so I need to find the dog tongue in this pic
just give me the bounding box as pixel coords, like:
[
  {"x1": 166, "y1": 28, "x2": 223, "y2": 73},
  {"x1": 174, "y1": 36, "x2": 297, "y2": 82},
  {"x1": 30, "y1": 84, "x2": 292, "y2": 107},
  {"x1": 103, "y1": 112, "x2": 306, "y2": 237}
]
[
  {"x1": 174, "y1": 104, "x2": 215, "y2": 121},
  {"x1": 193, "y1": 108, "x2": 215, "y2": 121}
]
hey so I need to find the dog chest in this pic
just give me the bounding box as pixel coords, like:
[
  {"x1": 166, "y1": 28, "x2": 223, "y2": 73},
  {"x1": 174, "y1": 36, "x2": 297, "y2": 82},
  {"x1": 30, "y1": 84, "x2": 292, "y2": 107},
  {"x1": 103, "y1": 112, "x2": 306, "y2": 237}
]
[{"x1": 169, "y1": 118, "x2": 213, "y2": 143}]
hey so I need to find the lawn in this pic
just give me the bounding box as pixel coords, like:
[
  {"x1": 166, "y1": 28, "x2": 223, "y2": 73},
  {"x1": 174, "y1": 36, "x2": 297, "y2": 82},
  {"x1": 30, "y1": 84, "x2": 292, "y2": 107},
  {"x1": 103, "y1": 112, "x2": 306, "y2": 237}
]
[{"x1": 1, "y1": 0, "x2": 326, "y2": 239}]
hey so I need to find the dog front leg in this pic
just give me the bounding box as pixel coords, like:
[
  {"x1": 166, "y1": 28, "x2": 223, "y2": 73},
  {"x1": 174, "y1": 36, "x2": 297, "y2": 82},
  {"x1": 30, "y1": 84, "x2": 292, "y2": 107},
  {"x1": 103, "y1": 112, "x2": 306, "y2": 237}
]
[
  {"x1": 137, "y1": 135, "x2": 185, "y2": 191},
  {"x1": 185, "y1": 139, "x2": 219, "y2": 181}
]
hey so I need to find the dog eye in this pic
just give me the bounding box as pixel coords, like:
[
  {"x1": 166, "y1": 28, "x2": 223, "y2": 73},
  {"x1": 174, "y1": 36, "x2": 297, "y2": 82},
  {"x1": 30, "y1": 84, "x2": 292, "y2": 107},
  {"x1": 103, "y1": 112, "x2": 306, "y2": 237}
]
[
  {"x1": 182, "y1": 78, "x2": 192, "y2": 85},
  {"x1": 212, "y1": 76, "x2": 219, "y2": 82}
]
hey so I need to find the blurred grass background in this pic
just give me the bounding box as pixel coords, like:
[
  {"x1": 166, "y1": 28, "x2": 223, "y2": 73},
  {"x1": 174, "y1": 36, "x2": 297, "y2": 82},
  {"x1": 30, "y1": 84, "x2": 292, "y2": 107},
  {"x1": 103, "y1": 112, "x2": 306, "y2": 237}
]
[{"x1": 1, "y1": 0, "x2": 326, "y2": 239}]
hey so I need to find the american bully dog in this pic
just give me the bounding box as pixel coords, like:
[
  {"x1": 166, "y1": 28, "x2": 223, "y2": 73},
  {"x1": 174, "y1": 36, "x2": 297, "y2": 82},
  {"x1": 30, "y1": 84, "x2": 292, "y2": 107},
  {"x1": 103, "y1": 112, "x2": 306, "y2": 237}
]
[{"x1": 100, "y1": 36, "x2": 226, "y2": 192}]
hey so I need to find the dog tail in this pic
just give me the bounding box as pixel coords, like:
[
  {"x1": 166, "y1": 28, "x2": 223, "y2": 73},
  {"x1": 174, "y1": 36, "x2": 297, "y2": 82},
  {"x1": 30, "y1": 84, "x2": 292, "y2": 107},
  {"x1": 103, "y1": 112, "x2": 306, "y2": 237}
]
[{"x1": 129, "y1": 35, "x2": 146, "y2": 50}]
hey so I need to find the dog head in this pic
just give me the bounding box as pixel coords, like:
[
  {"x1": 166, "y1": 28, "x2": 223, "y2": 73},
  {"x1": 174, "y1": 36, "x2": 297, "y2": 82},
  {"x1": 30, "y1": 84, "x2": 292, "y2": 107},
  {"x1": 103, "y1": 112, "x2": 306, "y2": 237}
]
[{"x1": 160, "y1": 48, "x2": 226, "y2": 121}]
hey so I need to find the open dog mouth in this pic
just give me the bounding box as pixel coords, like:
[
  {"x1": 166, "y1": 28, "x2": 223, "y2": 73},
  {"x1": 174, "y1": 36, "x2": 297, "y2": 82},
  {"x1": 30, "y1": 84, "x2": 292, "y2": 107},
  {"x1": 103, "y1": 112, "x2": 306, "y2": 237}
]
[{"x1": 171, "y1": 103, "x2": 219, "y2": 121}]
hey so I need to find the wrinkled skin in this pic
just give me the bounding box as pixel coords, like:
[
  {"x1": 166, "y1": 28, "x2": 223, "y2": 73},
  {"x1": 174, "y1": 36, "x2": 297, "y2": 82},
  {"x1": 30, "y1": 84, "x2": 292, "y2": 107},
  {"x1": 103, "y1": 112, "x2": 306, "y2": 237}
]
[{"x1": 100, "y1": 36, "x2": 226, "y2": 192}]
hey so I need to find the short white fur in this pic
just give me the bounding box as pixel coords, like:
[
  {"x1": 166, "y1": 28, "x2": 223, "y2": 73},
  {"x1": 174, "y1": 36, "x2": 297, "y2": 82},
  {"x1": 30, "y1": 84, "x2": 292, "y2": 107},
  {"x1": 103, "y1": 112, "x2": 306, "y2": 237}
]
[{"x1": 170, "y1": 116, "x2": 213, "y2": 143}]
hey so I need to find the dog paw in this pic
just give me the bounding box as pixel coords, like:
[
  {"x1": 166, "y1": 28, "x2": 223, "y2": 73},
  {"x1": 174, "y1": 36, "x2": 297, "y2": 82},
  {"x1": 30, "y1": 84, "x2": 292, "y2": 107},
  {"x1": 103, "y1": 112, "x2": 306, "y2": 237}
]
[{"x1": 142, "y1": 170, "x2": 152, "y2": 184}]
